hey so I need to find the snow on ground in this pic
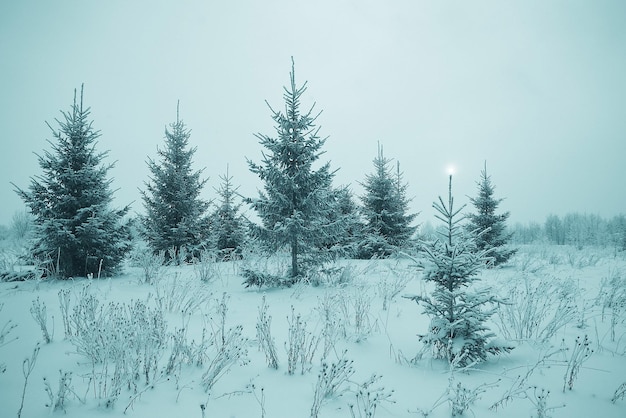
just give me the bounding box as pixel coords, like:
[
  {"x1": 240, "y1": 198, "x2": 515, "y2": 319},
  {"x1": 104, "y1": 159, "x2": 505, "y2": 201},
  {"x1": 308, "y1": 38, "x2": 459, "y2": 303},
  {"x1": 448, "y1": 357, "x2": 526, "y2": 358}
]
[{"x1": 1, "y1": 245, "x2": 625, "y2": 418}]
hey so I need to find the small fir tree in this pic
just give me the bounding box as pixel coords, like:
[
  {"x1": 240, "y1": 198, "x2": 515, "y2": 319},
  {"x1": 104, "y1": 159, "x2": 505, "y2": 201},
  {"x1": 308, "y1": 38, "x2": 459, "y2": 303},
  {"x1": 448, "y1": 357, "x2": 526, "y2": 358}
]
[
  {"x1": 140, "y1": 103, "x2": 210, "y2": 262},
  {"x1": 212, "y1": 166, "x2": 247, "y2": 258},
  {"x1": 358, "y1": 144, "x2": 416, "y2": 258},
  {"x1": 14, "y1": 86, "x2": 130, "y2": 278},
  {"x1": 466, "y1": 163, "x2": 516, "y2": 265},
  {"x1": 247, "y1": 59, "x2": 341, "y2": 281},
  {"x1": 406, "y1": 175, "x2": 512, "y2": 367}
]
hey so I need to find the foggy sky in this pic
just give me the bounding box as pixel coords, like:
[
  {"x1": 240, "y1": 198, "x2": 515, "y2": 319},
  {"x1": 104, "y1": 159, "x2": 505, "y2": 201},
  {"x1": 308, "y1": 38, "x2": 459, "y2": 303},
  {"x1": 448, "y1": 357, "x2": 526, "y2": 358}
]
[{"x1": 1, "y1": 0, "x2": 625, "y2": 227}]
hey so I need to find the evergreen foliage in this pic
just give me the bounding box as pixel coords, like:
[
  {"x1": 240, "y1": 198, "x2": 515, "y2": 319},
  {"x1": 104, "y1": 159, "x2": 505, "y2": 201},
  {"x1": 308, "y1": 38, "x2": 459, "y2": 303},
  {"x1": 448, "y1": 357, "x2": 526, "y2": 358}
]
[
  {"x1": 466, "y1": 163, "x2": 516, "y2": 265},
  {"x1": 326, "y1": 186, "x2": 363, "y2": 258},
  {"x1": 406, "y1": 175, "x2": 512, "y2": 367},
  {"x1": 247, "y1": 59, "x2": 343, "y2": 280},
  {"x1": 358, "y1": 144, "x2": 416, "y2": 258},
  {"x1": 14, "y1": 86, "x2": 130, "y2": 278},
  {"x1": 140, "y1": 103, "x2": 210, "y2": 262},
  {"x1": 211, "y1": 167, "x2": 247, "y2": 259}
]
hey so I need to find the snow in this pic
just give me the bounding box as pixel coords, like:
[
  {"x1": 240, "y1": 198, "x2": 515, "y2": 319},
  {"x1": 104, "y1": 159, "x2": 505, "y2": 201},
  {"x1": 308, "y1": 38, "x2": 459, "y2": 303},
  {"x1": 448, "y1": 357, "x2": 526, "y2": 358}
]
[{"x1": 1, "y1": 245, "x2": 625, "y2": 418}]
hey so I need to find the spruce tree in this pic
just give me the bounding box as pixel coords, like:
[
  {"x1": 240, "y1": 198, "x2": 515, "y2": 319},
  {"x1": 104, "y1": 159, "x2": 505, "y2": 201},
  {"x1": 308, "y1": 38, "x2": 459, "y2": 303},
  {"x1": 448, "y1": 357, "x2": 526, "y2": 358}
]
[
  {"x1": 406, "y1": 175, "x2": 512, "y2": 367},
  {"x1": 212, "y1": 166, "x2": 247, "y2": 259},
  {"x1": 466, "y1": 162, "x2": 516, "y2": 265},
  {"x1": 14, "y1": 86, "x2": 130, "y2": 278},
  {"x1": 140, "y1": 103, "x2": 210, "y2": 262},
  {"x1": 358, "y1": 144, "x2": 416, "y2": 258},
  {"x1": 247, "y1": 59, "x2": 340, "y2": 281}
]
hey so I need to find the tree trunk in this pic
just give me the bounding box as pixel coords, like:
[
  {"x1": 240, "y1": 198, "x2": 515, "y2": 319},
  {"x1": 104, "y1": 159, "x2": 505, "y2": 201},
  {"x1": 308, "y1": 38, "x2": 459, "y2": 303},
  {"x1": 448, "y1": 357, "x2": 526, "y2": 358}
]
[{"x1": 291, "y1": 237, "x2": 299, "y2": 278}]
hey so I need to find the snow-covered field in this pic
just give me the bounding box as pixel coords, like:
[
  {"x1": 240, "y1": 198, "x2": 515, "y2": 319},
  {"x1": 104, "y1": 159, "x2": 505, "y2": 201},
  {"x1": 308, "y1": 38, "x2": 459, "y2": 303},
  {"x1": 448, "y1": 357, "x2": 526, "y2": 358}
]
[{"x1": 1, "y1": 245, "x2": 625, "y2": 418}]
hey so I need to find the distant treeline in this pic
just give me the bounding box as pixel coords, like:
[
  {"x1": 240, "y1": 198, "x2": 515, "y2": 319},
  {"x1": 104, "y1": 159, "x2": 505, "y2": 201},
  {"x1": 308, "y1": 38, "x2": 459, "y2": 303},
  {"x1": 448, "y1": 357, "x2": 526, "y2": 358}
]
[{"x1": 510, "y1": 213, "x2": 626, "y2": 249}]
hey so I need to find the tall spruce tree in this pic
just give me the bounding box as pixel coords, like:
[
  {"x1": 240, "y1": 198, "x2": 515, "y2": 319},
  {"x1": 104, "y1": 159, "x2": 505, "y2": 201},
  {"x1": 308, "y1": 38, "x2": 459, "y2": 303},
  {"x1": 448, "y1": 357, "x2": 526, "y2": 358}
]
[
  {"x1": 247, "y1": 59, "x2": 340, "y2": 280},
  {"x1": 406, "y1": 175, "x2": 512, "y2": 367},
  {"x1": 140, "y1": 103, "x2": 210, "y2": 262},
  {"x1": 358, "y1": 144, "x2": 416, "y2": 258},
  {"x1": 14, "y1": 86, "x2": 130, "y2": 278},
  {"x1": 212, "y1": 166, "x2": 247, "y2": 258},
  {"x1": 466, "y1": 162, "x2": 516, "y2": 265}
]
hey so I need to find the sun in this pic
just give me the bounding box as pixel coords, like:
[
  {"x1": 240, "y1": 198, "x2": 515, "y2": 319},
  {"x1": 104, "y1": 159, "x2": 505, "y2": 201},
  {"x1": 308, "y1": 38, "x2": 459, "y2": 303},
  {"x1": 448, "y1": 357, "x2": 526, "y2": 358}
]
[{"x1": 446, "y1": 164, "x2": 456, "y2": 176}]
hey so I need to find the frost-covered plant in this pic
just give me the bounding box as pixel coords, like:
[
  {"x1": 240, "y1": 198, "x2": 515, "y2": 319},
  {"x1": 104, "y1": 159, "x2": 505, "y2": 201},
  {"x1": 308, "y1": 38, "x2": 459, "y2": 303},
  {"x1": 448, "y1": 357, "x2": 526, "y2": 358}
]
[
  {"x1": 316, "y1": 292, "x2": 341, "y2": 361},
  {"x1": 30, "y1": 296, "x2": 53, "y2": 343},
  {"x1": 490, "y1": 347, "x2": 566, "y2": 412},
  {"x1": 310, "y1": 351, "x2": 354, "y2": 418},
  {"x1": 154, "y1": 272, "x2": 213, "y2": 315},
  {"x1": 595, "y1": 269, "x2": 626, "y2": 342},
  {"x1": 43, "y1": 370, "x2": 83, "y2": 412},
  {"x1": 18, "y1": 344, "x2": 40, "y2": 418},
  {"x1": 200, "y1": 293, "x2": 249, "y2": 392},
  {"x1": 406, "y1": 175, "x2": 512, "y2": 367},
  {"x1": 496, "y1": 274, "x2": 578, "y2": 343},
  {"x1": 193, "y1": 249, "x2": 218, "y2": 283},
  {"x1": 286, "y1": 306, "x2": 319, "y2": 375},
  {"x1": 562, "y1": 335, "x2": 593, "y2": 392},
  {"x1": 612, "y1": 382, "x2": 626, "y2": 403},
  {"x1": 131, "y1": 246, "x2": 165, "y2": 285},
  {"x1": 414, "y1": 372, "x2": 496, "y2": 417},
  {"x1": 58, "y1": 289, "x2": 72, "y2": 338},
  {"x1": 348, "y1": 374, "x2": 394, "y2": 418},
  {"x1": 201, "y1": 324, "x2": 248, "y2": 392},
  {"x1": 0, "y1": 302, "x2": 18, "y2": 373},
  {"x1": 334, "y1": 286, "x2": 376, "y2": 343},
  {"x1": 69, "y1": 287, "x2": 168, "y2": 406},
  {"x1": 377, "y1": 263, "x2": 414, "y2": 311},
  {"x1": 528, "y1": 387, "x2": 564, "y2": 418},
  {"x1": 256, "y1": 295, "x2": 279, "y2": 369}
]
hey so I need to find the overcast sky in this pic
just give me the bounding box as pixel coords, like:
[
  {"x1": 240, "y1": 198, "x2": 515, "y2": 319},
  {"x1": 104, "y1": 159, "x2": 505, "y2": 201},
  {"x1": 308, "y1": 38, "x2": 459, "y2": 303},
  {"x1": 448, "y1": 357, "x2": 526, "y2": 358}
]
[{"x1": 1, "y1": 0, "x2": 625, "y2": 227}]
